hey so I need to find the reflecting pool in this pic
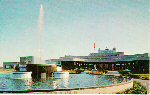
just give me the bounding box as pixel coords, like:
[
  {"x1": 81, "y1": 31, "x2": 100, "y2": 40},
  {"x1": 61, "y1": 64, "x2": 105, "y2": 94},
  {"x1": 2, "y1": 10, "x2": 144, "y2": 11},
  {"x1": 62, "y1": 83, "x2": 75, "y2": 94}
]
[{"x1": 0, "y1": 74, "x2": 131, "y2": 92}]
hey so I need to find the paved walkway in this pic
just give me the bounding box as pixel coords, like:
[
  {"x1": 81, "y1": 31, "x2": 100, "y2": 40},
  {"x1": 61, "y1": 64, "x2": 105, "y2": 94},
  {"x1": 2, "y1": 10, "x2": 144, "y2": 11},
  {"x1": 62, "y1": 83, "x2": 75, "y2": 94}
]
[
  {"x1": 105, "y1": 71, "x2": 120, "y2": 76},
  {"x1": 133, "y1": 79, "x2": 150, "y2": 93}
]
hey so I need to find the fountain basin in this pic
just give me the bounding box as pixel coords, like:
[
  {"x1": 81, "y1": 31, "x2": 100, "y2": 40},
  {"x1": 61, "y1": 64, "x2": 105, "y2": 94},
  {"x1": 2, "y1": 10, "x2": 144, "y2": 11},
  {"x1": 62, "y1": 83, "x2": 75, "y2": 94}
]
[
  {"x1": 11, "y1": 72, "x2": 32, "y2": 79},
  {"x1": 54, "y1": 72, "x2": 69, "y2": 79},
  {"x1": 0, "y1": 74, "x2": 132, "y2": 93},
  {"x1": 105, "y1": 71, "x2": 121, "y2": 76}
]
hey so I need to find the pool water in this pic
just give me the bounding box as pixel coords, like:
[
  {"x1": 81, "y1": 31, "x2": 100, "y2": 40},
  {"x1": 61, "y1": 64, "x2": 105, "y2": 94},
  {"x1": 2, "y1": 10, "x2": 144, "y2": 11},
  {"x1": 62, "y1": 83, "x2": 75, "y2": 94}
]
[{"x1": 0, "y1": 74, "x2": 130, "y2": 91}]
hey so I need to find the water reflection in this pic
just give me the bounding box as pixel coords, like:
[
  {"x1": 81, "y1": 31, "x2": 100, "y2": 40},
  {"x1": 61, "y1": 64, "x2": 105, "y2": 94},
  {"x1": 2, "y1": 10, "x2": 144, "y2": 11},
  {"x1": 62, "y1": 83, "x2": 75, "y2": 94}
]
[
  {"x1": 1, "y1": 78, "x2": 32, "y2": 91},
  {"x1": 41, "y1": 78, "x2": 46, "y2": 83},
  {"x1": 56, "y1": 77, "x2": 69, "y2": 89}
]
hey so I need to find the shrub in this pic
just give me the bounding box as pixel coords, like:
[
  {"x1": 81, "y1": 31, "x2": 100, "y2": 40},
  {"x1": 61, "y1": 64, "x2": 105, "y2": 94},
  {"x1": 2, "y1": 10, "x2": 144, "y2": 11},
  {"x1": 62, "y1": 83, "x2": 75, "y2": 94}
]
[
  {"x1": 119, "y1": 70, "x2": 130, "y2": 76},
  {"x1": 129, "y1": 74, "x2": 149, "y2": 80},
  {"x1": 117, "y1": 81, "x2": 147, "y2": 94},
  {"x1": 104, "y1": 70, "x2": 108, "y2": 74},
  {"x1": 139, "y1": 74, "x2": 149, "y2": 80}
]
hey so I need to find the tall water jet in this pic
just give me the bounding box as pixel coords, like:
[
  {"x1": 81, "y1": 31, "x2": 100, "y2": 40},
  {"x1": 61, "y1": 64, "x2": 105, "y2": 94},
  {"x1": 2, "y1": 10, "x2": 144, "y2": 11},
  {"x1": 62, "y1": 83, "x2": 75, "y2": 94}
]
[
  {"x1": 39, "y1": 4, "x2": 44, "y2": 33},
  {"x1": 36, "y1": 4, "x2": 44, "y2": 64}
]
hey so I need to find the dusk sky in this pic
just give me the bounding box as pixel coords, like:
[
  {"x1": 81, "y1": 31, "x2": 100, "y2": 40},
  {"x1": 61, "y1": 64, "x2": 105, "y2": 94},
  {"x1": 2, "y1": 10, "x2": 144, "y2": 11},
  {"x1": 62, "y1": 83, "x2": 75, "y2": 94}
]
[{"x1": 0, "y1": 0, "x2": 149, "y2": 66}]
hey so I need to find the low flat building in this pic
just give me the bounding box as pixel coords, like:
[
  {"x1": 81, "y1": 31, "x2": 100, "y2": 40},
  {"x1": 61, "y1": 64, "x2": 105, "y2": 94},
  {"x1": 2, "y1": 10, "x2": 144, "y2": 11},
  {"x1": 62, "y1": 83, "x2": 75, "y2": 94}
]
[
  {"x1": 20, "y1": 56, "x2": 46, "y2": 64},
  {"x1": 3, "y1": 62, "x2": 19, "y2": 69},
  {"x1": 20, "y1": 56, "x2": 35, "y2": 64},
  {"x1": 48, "y1": 48, "x2": 149, "y2": 73}
]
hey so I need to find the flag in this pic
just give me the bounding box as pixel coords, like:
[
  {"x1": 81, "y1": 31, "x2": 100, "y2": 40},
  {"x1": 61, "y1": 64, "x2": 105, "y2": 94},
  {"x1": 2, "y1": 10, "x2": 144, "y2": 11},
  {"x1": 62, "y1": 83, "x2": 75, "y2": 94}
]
[{"x1": 94, "y1": 43, "x2": 96, "y2": 50}]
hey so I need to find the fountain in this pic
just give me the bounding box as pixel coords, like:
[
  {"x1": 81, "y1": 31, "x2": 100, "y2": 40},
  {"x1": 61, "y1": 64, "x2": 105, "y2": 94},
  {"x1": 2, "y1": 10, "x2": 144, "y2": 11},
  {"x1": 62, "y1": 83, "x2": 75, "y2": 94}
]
[
  {"x1": 11, "y1": 4, "x2": 45, "y2": 79},
  {"x1": 36, "y1": 4, "x2": 44, "y2": 64}
]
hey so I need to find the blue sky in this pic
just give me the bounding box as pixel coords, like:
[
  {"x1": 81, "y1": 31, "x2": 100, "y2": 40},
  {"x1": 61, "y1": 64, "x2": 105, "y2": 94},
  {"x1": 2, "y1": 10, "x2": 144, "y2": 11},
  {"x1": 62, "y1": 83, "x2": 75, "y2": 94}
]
[{"x1": 0, "y1": 0, "x2": 149, "y2": 66}]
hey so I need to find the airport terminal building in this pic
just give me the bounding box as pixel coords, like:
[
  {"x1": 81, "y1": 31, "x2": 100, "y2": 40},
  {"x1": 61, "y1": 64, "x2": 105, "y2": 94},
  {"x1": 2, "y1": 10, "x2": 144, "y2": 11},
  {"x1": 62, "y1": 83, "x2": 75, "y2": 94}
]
[
  {"x1": 47, "y1": 48, "x2": 149, "y2": 74},
  {"x1": 3, "y1": 48, "x2": 149, "y2": 74}
]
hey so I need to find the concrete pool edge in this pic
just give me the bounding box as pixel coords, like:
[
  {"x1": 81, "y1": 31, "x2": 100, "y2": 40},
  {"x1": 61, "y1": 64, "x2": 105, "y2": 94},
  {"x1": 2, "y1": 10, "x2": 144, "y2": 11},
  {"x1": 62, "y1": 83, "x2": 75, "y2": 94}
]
[
  {"x1": 40, "y1": 79, "x2": 134, "y2": 94},
  {"x1": 0, "y1": 79, "x2": 133, "y2": 94}
]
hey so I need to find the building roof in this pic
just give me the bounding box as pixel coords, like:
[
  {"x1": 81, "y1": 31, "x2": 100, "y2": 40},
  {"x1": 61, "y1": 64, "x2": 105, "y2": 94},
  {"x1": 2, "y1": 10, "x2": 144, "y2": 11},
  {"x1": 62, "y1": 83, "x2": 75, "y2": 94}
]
[
  {"x1": 28, "y1": 64, "x2": 56, "y2": 66},
  {"x1": 50, "y1": 51, "x2": 149, "y2": 62},
  {"x1": 3, "y1": 62, "x2": 19, "y2": 64}
]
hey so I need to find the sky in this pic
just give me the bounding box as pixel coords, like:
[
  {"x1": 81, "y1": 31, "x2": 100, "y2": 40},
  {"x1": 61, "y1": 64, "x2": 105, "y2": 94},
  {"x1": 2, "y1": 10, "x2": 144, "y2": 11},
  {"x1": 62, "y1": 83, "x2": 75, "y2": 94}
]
[{"x1": 0, "y1": 0, "x2": 149, "y2": 66}]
